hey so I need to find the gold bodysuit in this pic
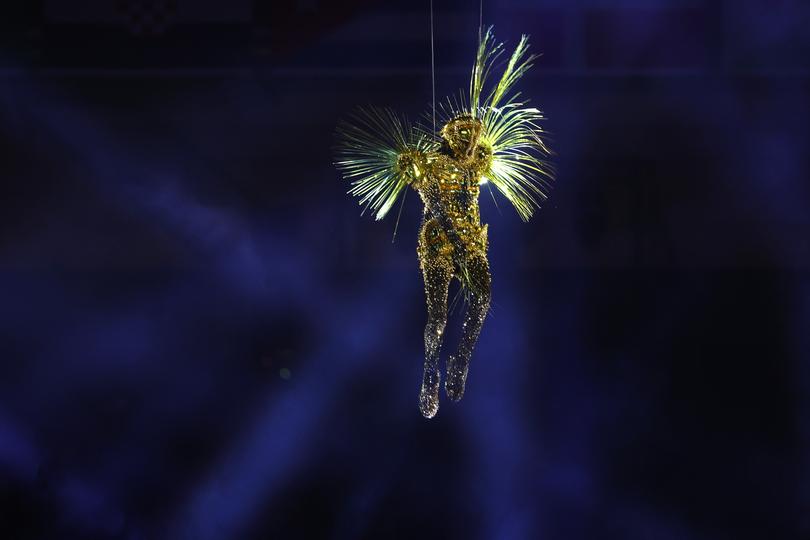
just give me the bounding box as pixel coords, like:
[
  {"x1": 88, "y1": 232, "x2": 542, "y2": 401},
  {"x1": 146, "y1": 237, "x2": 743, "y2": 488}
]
[
  {"x1": 335, "y1": 27, "x2": 553, "y2": 419},
  {"x1": 400, "y1": 119, "x2": 495, "y2": 419}
]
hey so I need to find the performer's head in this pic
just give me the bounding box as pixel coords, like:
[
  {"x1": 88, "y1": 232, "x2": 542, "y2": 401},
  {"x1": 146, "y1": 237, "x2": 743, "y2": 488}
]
[{"x1": 441, "y1": 115, "x2": 484, "y2": 162}]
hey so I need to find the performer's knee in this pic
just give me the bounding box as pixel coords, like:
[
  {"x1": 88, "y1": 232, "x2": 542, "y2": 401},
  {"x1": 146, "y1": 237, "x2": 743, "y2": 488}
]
[{"x1": 425, "y1": 318, "x2": 446, "y2": 339}]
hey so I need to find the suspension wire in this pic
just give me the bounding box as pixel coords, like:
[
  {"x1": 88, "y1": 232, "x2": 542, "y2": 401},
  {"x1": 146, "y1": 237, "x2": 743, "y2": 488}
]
[
  {"x1": 479, "y1": 0, "x2": 483, "y2": 45},
  {"x1": 476, "y1": 0, "x2": 483, "y2": 120},
  {"x1": 400, "y1": 0, "x2": 483, "y2": 242},
  {"x1": 430, "y1": 0, "x2": 436, "y2": 140},
  {"x1": 396, "y1": 2, "x2": 436, "y2": 242}
]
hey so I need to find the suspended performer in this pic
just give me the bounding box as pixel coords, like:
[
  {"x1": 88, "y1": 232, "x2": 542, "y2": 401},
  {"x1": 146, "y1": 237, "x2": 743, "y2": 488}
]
[{"x1": 335, "y1": 27, "x2": 554, "y2": 418}]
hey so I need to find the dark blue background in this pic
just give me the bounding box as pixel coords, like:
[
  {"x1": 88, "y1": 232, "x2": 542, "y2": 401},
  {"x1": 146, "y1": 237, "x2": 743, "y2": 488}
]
[{"x1": 1, "y1": 1, "x2": 808, "y2": 538}]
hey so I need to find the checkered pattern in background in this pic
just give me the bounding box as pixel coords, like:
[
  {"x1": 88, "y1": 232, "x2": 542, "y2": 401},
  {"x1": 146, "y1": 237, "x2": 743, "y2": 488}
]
[{"x1": 118, "y1": 0, "x2": 176, "y2": 36}]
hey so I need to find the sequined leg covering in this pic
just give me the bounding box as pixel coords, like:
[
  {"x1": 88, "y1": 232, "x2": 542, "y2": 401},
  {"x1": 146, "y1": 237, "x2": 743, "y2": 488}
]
[
  {"x1": 446, "y1": 254, "x2": 491, "y2": 402},
  {"x1": 419, "y1": 253, "x2": 452, "y2": 419}
]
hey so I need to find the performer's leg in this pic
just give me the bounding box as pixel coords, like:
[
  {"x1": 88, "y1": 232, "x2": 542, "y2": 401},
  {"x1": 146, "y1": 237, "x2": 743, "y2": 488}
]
[
  {"x1": 419, "y1": 253, "x2": 452, "y2": 418},
  {"x1": 446, "y1": 254, "x2": 491, "y2": 402}
]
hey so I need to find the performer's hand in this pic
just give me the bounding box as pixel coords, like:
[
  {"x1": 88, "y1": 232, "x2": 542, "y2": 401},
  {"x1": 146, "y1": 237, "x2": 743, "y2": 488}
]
[{"x1": 451, "y1": 241, "x2": 467, "y2": 267}]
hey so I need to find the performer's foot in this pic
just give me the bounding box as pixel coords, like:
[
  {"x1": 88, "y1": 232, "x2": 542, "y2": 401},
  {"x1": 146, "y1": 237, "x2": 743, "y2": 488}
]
[
  {"x1": 445, "y1": 355, "x2": 469, "y2": 402},
  {"x1": 419, "y1": 368, "x2": 440, "y2": 419}
]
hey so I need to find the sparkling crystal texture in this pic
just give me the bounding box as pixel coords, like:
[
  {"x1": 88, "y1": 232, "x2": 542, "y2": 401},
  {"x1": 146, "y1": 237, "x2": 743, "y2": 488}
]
[{"x1": 335, "y1": 27, "x2": 554, "y2": 418}]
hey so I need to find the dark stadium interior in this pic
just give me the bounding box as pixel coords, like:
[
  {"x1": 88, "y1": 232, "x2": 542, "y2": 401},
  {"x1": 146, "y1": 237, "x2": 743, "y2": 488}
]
[{"x1": 1, "y1": 1, "x2": 808, "y2": 538}]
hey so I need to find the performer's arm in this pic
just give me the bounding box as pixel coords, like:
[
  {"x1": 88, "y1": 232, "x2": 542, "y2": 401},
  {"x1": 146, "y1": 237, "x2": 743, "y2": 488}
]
[{"x1": 422, "y1": 181, "x2": 467, "y2": 263}]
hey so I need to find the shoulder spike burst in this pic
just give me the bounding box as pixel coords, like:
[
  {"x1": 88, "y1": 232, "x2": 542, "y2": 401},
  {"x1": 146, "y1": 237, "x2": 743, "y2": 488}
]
[
  {"x1": 335, "y1": 106, "x2": 435, "y2": 220},
  {"x1": 470, "y1": 27, "x2": 554, "y2": 221},
  {"x1": 483, "y1": 103, "x2": 553, "y2": 221},
  {"x1": 470, "y1": 27, "x2": 503, "y2": 117}
]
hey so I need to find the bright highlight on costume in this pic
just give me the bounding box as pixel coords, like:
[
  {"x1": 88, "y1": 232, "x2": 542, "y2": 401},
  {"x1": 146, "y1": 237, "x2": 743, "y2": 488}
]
[{"x1": 335, "y1": 27, "x2": 554, "y2": 418}]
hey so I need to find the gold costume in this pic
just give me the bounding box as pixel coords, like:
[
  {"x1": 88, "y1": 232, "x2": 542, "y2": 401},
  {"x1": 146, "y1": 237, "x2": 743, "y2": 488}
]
[{"x1": 335, "y1": 28, "x2": 554, "y2": 418}]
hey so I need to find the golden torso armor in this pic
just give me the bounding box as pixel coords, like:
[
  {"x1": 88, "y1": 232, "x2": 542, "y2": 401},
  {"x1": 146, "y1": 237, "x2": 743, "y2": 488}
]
[{"x1": 414, "y1": 150, "x2": 491, "y2": 266}]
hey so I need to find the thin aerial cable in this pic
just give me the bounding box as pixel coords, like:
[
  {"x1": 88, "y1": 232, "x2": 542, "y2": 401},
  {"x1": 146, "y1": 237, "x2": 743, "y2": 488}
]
[
  {"x1": 395, "y1": 1, "x2": 438, "y2": 242},
  {"x1": 479, "y1": 0, "x2": 483, "y2": 46},
  {"x1": 430, "y1": 0, "x2": 436, "y2": 139}
]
